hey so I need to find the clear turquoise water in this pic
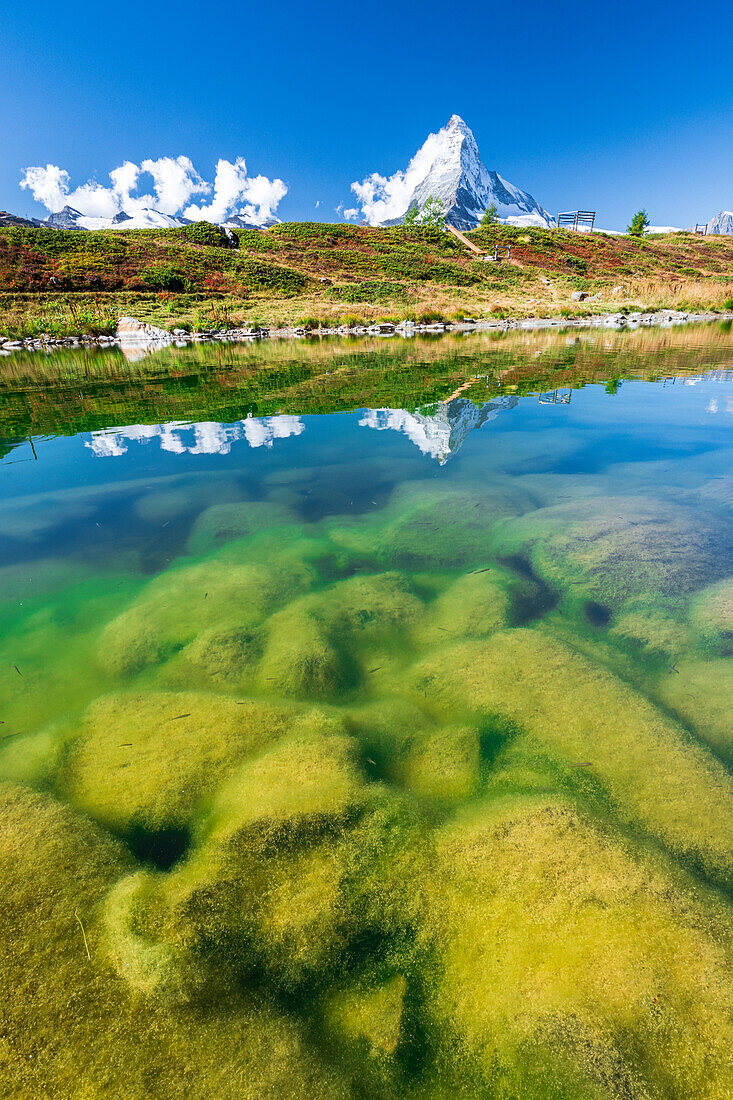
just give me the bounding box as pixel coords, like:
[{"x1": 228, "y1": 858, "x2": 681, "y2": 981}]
[{"x1": 1, "y1": 330, "x2": 732, "y2": 1099}]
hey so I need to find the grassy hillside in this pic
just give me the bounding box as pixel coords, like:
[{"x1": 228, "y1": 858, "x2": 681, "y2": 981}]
[{"x1": 1, "y1": 221, "x2": 732, "y2": 337}]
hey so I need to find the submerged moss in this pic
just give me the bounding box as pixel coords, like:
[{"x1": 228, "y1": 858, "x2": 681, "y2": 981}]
[
  {"x1": 420, "y1": 799, "x2": 733, "y2": 1099},
  {"x1": 689, "y1": 578, "x2": 733, "y2": 656},
  {"x1": 323, "y1": 973, "x2": 407, "y2": 1059},
  {"x1": 97, "y1": 550, "x2": 314, "y2": 678},
  {"x1": 186, "y1": 500, "x2": 297, "y2": 556},
  {"x1": 328, "y1": 479, "x2": 535, "y2": 570},
  {"x1": 490, "y1": 495, "x2": 733, "y2": 609},
  {"x1": 0, "y1": 782, "x2": 351, "y2": 1099},
  {"x1": 408, "y1": 628, "x2": 733, "y2": 885},
  {"x1": 63, "y1": 691, "x2": 292, "y2": 831}
]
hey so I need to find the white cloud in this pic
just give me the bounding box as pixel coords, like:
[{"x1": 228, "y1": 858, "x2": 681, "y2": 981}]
[
  {"x1": 19, "y1": 164, "x2": 71, "y2": 212},
  {"x1": 342, "y1": 208, "x2": 359, "y2": 221},
  {"x1": 140, "y1": 156, "x2": 209, "y2": 212},
  {"x1": 20, "y1": 155, "x2": 286, "y2": 225},
  {"x1": 350, "y1": 132, "x2": 446, "y2": 225}
]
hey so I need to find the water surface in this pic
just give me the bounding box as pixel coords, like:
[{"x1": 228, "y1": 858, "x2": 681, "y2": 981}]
[{"x1": 1, "y1": 325, "x2": 732, "y2": 1099}]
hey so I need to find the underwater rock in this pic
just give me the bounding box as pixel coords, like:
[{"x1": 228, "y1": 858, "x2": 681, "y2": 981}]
[
  {"x1": 257, "y1": 605, "x2": 354, "y2": 698},
  {"x1": 421, "y1": 799, "x2": 733, "y2": 1099},
  {"x1": 0, "y1": 723, "x2": 66, "y2": 787},
  {"x1": 205, "y1": 717, "x2": 366, "y2": 845},
  {"x1": 328, "y1": 480, "x2": 535, "y2": 570},
  {"x1": 104, "y1": 869, "x2": 208, "y2": 1002},
  {"x1": 0, "y1": 782, "x2": 350, "y2": 1099},
  {"x1": 63, "y1": 691, "x2": 292, "y2": 831},
  {"x1": 132, "y1": 476, "x2": 242, "y2": 525},
  {"x1": 255, "y1": 573, "x2": 424, "y2": 699},
  {"x1": 186, "y1": 500, "x2": 297, "y2": 556},
  {"x1": 491, "y1": 495, "x2": 733, "y2": 609},
  {"x1": 125, "y1": 718, "x2": 426, "y2": 996},
  {"x1": 307, "y1": 571, "x2": 425, "y2": 643},
  {"x1": 0, "y1": 558, "x2": 93, "y2": 605},
  {"x1": 420, "y1": 565, "x2": 534, "y2": 643},
  {"x1": 655, "y1": 657, "x2": 733, "y2": 764},
  {"x1": 118, "y1": 723, "x2": 369, "y2": 991},
  {"x1": 165, "y1": 624, "x2": 264, "y2": 689},
  {"x1": 409, "y1": 628, "x2": 733, "y2": 885},
  {"x1": 689, "y1": 579, "x2": 733, "y2": 656},
  {"x1": 397, "y1": 726, "x2": 480, "y2": 802},
  {"x1": 609, "y1": 602, "x2": 690, "y2": 659},
  {"x1": 97, "y1": 553, "x2": 313, "y2": 678}
]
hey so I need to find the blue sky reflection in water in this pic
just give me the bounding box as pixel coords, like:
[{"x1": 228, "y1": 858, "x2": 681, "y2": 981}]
[{"x1": 0, "y1": 336, "x2": 733, "y2": 1099}]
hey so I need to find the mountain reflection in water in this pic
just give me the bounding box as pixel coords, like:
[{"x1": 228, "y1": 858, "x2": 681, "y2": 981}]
[{"x1": 86, "y1": 415, "x2": 306, "y2": 457}]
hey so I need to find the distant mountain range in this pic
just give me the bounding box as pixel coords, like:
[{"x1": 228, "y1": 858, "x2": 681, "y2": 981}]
[
  {"x1": 3, "y1": 115, "x2": 733, "y2": 235},
  {"x1": 0, "y1": 205, "x2": 276, "y2": 232}
]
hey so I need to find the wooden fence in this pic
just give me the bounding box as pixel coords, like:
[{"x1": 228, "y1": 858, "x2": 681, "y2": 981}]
[{"x1": 557, "y1": 211, "x2": 596, "y2": 232}]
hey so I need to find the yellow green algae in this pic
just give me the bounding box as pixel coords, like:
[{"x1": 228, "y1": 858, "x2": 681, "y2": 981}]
[{"x1": 1, "y1": 442, "x2": 733, "y2": 1097}]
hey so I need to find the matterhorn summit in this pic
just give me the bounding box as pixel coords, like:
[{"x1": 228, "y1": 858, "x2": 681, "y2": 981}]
[{"x1": 352, "y1": 115, "x2": 552, "y2": 229}]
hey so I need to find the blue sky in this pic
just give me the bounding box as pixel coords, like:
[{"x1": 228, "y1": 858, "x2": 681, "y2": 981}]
[{"x1": 2, "y1": 0, "x2": 731, "y2": 230}]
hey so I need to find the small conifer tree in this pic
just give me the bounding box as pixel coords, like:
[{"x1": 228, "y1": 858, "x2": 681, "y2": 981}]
[
  {"x1": 419, "y1": 196, "x2": 446, "y2": 230},
  {"x1": 627, "y1": 210, "x2": 650, "y2": 237},
  {"x1": 481, "y1": 202, "x2": 499, "y2": 228}
]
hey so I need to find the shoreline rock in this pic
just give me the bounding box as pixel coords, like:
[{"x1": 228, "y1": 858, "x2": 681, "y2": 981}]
[{"x1": 1, "y1": 309, "x2": 731, "y2": 357}]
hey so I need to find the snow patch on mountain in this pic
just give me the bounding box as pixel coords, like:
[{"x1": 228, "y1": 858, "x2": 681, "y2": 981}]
[
  {"x1": 706, "y1": 211, "x2": 733, "y2": 235},
  {"x1": 351, "y1": 115, "x2": 552, "y2": 230},
  {"x1": 42, "y1": 205, "x2": 189, "y2": 231}
]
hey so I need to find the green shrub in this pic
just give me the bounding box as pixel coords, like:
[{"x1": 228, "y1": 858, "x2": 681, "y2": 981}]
[
  {"x1": 566, "y1": 256, "x2": 588, "y2": 275},
  {"x1": 627, "y1": 210, "x2": 650, "y2": 237},
  {"x1": 181, "y1": 221, "x2": 231, "y2": 248},
  {"x1": 140, "y1": 264, "x2": 188, "y2": 292},
  {"x1": 236, "y1": 259, "x2": 307, "y2": 295}
]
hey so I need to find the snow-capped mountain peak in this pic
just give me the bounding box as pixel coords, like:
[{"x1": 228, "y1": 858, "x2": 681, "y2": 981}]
[
  {"x1": 111, "y1": 209, "x2": 190, "y2": 229},
  {"x1": 352, "y1": 115, "x2": 553, "y2": 229},
  {"x1": 42, "y1": 205, "x2": 189, "y2": 231},
  {"x1": 43, "y1": 206, "x2": 89, "y2": 230}
]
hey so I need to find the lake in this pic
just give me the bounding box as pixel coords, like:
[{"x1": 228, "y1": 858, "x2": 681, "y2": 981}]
[{"x1": 1, "y1": 323, "x2": 732, "y2": 1099}]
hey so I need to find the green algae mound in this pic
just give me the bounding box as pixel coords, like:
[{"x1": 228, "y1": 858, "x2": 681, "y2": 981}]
[
  {"x1": 0, "y1": 783, "x2": 349, "y2": 1100},
  {"x1": 328, "y1": 479, "x2": 535, "y2": 570},
  {"x1": 655, "y1": 656, "x2": 733, "y2": 763},
  {"x1": 186, "y1": 500, "x2": 298, "y2": 556},
  {"x1": 420, "y1": 799, "x2": 733, "y2": 1099},
  {"x1": 97, "y1": 551, "x2": 315, "y2": 678},
  {"x1": 689, "y1": 578, "x2": 733, "y2": 655},
  {"x1": 102, "y1": 720, "x2": 423, "y2": 999},
  {"x1": 63, "y1": 691, "x2": 292, "y2": 831},
  {"x1": 408, "y1": 627, "x2": 733, "y2": 885},
  {"x1": 491, "y1": 494, "x2": 733, "y2": 609}
]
